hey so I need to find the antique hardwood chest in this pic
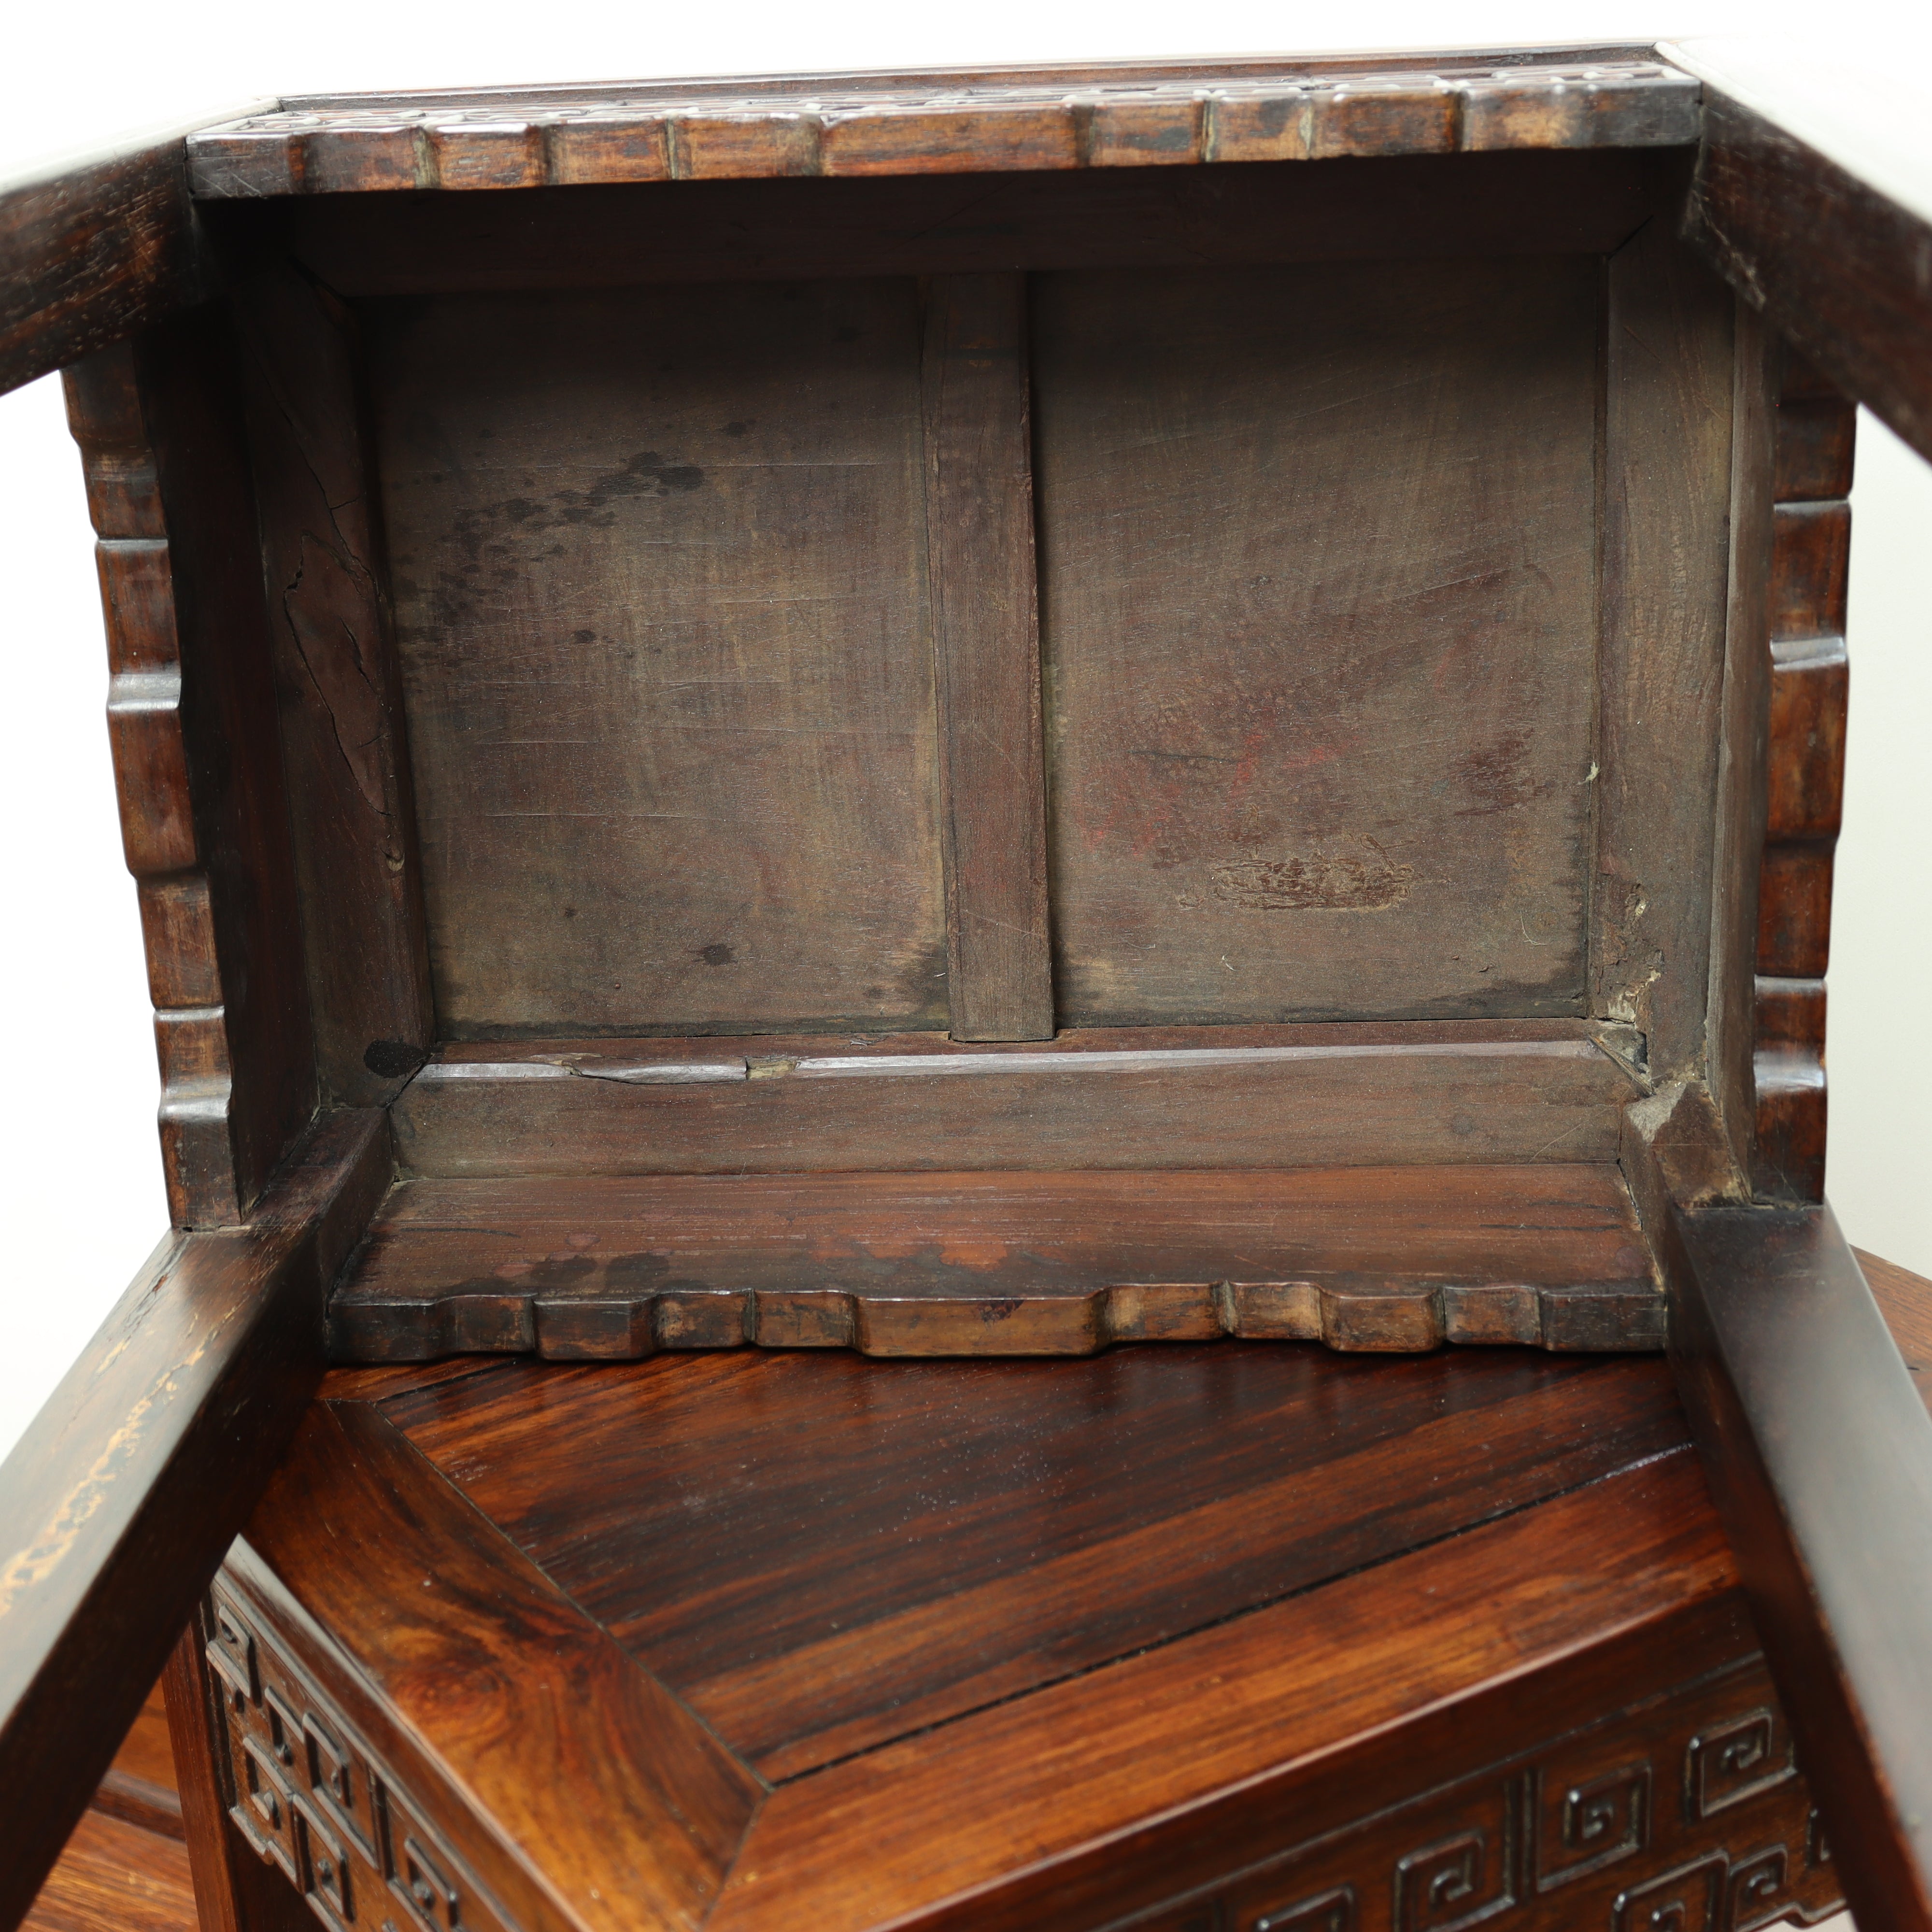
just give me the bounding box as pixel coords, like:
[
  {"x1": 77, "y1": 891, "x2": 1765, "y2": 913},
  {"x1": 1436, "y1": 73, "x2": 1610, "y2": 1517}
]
[{"x1": 3, "y1": 38, "x2": 1931, "y2": 1932}]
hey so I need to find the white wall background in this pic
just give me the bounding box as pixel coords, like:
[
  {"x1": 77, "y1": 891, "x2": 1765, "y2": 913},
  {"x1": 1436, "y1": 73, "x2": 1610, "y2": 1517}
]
[{"x1": 1, "y1": 0, "x2": 1928, "y2": 1467}]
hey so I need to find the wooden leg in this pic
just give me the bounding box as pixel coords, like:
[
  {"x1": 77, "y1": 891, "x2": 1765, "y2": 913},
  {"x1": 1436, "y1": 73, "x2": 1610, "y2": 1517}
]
[{"x1": 162, "y1": 1614, "x2": 309, "y2": 1932}]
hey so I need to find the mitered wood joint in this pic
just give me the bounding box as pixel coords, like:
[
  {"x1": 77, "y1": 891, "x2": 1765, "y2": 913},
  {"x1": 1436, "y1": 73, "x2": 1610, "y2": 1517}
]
[{"x1": 1752, "y1": 347, "x2": 1852, "y2": 1203}]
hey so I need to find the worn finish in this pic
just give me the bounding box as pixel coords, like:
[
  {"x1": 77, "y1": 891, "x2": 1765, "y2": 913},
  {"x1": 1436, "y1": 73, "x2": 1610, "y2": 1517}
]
[
  {"x1": 389, "y1": 1026, "x2": 1642, "y2": 1178},
  {"x1": 0, "y1": 124, "x2": 226, "y2": 396},
  {"x1": 922, "y1": 275, "x2": 1053, "y2": 1040},
  {"x1": 1595, "y1": 211, "x2": 1736, "y2": 1080},
  {"x1": 1036, "y1": 258, "x2": 1598, "y2": 1026},
  {"x1": 369, "y1": 279, "x2": 944, "y2": 1038},
  {"x1": 0, "y1": 1112, "x2": 386, "y2": 1929},
  {"x1": 1666, "y1": 1201, "x2": 1932, "y2": 1932},
  {"x1": 185, "y1": 57, "x2": 1699, "y2": 198},
  {"x1": 251, "y1": 147, "x2": 1675, "y2": 300},
  {"x1": 332, "y1": 1161, "x2": 1659, "y2": 1360},
  {"x1": 1686, "y1": 85, "x2": 1932, "y2": 464},
  {"x1": 1750, "y1": 351, "x2": 1852, "y2": 1203},
  {"x1": 63, "y1": 337, "x2": 315, "y2": 1224},
  {"x1": 234, "y1": 269, "x2": 435, "y2": 1107}
]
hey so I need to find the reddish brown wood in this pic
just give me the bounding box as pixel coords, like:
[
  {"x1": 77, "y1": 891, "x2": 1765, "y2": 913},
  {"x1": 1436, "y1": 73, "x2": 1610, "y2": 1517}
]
[
  {"x1": 185, "y1": 57, "x2": 1698, "y2": 198},
  {"x1": 0, "y1": 1111, "x2": 387, "y2": 1929},
  {"x1": 384, "y1": 1344, "x2": 1685, "y2": 1780},
  {"x1": 91, "y1": 1685, "x2": 180, "y2": 1841},
  {"x1": 18, "y1": 1811, "x2": 195, "y2": 1932},
  {"x1": 1750, "y1": 353, "x2": 1853, "y2": 1203},
  {"x1": 1861, "y1": 1249, "x2": 1932, "y2": 1417},
  {"x1": 1665, "y1": 1200, "x2": 1932, "y2": 1932},
  {"x1": 227, "y1": 1402, "x2": 761, "y2": 1932},
  {"x1": 922, "y1": 274, "x2": 1053, "y2": 1041},
  {"x1": 331, "y1": 1163, "x2": 1659, "y2": 1361}
]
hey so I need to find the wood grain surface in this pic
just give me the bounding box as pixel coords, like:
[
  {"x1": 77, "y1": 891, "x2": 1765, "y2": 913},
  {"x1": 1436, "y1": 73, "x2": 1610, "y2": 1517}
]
[
  {"x1": 18, "y1": 1811, "x2": 194, "y2": 1932},
  {"x1": 922, "y1": 274, "x2": 1052, "y2": 1041},
  {"x1": 384, "y1": 1343, "x2": 1687, "y2": 1781},
  {"x1": 251, "y1": 148, "x2": 1671, "y2": 300},
  {"x1": 229, "y1": 1401, "x2": 761, "y2": 1932},
  {"x1": 1593, "y1": 210, "x2": 1736, "y2": 1081},
  {"x1": 184, "y1": 57, "x2": 1698, "y2": 198},
  {"x1": 234, "y1": 269, "x2": 435, "y2": 1108},
  {"x1": 332, "y1": 1162, "x2": 1659, "y2": 1360},
  {"x1": 0, "y1": 1110, "x2": 385, "y2": 1929},
  {"x1": 1034, "y1": 257, "x2": 1598, "y2": 1026},
  {"x1": 391, "y1": 1025, "x2": 1641, "y2": 1177},
  {"x1": 368, "y1": 280, "x2": 944, "y2": 1038},
  {"x1": 1667, "y1": 1202, "x2": 1932, "y2": 1932},
  {"x1": 1688, "y1": 85, "x2": 1932, "y2": 464}
]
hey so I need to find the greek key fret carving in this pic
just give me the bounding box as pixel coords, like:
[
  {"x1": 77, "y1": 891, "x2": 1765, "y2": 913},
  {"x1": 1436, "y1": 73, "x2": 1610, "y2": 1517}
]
[
  {"x1": 1687, "y1": 1711, "x2": 1796, "y2": 1818},
  {"x1": 204, "y1": 1582, "x2": 515, "y2": 1932}
]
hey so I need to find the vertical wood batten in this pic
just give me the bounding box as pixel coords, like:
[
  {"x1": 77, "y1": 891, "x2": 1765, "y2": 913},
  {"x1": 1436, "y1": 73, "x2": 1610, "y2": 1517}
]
[
  {"x1": 921, "y1": 273, "x2": 1054, "y2": 1041},
  {"x1": 235, "y1": 268, "x2": 435, "y2": 1106},
  {"x1": 1594, "y1": 215, "x2": 1735, "y2": 1083},
  {"x1": 1704, "y1": 298, "x2": 1775, "y2": 1186}
]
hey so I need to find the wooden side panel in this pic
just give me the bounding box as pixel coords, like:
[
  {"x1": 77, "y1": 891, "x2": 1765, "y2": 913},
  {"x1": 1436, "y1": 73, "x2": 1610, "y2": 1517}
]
[
  {"x1": 368, "y1": 281, "x2": 944, "y2": 1037},
  {"x1": 921, "y1": 274, "x2": 1052, "y2": 1040},
  {"x1": 389, "y1": 1028, "x2": 1641, "y2": 1177},
  {"x1": 1595, "y1": 214, "x2": 1736, "y2": 1081},
  {"x1": 63, "y1": 330, "x2": 316, "y2": 1224},
  {"x1": 235, "y1": 269, "x2": 435, "y2": 1106},
  {"x1": 1704, "y1": 298, "x2": 1775, "y2": 1185},
  {"x1": 1752, "y1": 351, "x2": 1852, "y2": 1203},
  {"x1": 1034, "y1": 257, "x2": 1600, "y2": 1025}
]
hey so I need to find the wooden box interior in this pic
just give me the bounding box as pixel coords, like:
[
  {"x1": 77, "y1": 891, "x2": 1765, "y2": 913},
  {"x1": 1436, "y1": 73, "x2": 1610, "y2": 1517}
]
[{"x1": 191, "y1": 143, "x2": 1749, "y2": 1362}]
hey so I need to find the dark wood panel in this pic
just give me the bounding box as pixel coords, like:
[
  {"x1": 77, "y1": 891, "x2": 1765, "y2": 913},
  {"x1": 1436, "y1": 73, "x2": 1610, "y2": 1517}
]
[
  {"x1": 1688, "y1": 86, "x2": 1932, "y2": 466},
  {"x1": 249, "y1": 149, "x2": 1670, "y2": 299},
  {"x1": 388, "y1": 1026, "x2": 1641, "y2": 1177},
  {"x1": 0, "y1": 129, "x2": 212, "y2": 397},
  {"x1": 1704, "y1": 297, "x2": 1775, "y2": 1185},
  {"x1": 93, "y1": 1684, "x2": 181, "y2": 1840},
  {"x1": 0, "y1": 1110, "x2": 387, "y2": 1929},
  {"x1": 704, "y1": 1452, "x2": 1740, "y2": 1932},
  {"x1": 235, "y1": 269, "x2": 435, "y2": 1107},
  {"x1": 332, "y1": 1162, "x2": 1658, "y2": 1361},
  {"x1": 228, "y1": 1402, "x2": 761, "y2": 1932},
  {"x1": 922, "y1": 274, "x2": 1052, "y2": 1041},
  {"x1": 367, "y1": 281, "x2": 945, "y2": 1037},
  {"x1": 185, "y1": 58, "x2": 1697, "y2": 197},
  {"x1": 1594, "y1": 213, "x2": 1736, "y2": 1080},
  {"x1": 1035, "y1": 257, "x2": 1599, "y2": 1026},
  {"x1": 385, "y1": 1344, "x2": 1687, "y2": 1780},
  {"x1": 1666, "y1": 1200, "x2": 1932, "y2": 1932}
]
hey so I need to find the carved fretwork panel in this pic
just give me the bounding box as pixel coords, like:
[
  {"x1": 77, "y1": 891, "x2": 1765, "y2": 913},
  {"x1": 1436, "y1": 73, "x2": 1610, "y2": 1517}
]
[
  {"x1": 1116, "y1": 1662, "x2": 1841, "y2": 1932},
  {"x1": 202, "y1": 1581, "x2": 515, "y2": 1932}
]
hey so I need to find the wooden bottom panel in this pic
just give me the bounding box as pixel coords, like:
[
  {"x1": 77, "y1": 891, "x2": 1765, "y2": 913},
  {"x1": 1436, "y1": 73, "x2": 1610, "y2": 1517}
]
[
  {"x1": 21, "y1": 1812, "x2": 194, "y2": 1932},
  {"x1": 331, "y1": 1165, "x2": 1661, "y2": 1360}
]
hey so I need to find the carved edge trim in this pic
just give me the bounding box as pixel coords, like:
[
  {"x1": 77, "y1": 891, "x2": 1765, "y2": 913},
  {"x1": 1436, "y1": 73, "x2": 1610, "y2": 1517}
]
[
  {"x1": 62, "y1": 342, "x2": 242, "y2": 1226},
  {"x1": 184, "y1": 59, "x2": 1699, "y2": 197},
  {"x1": 328, "y1": 1273, "x2": 1666, "y2": 1363},
  {"x1": 1751, "y1": 351, "x2": 1851, "y2": 1204}
]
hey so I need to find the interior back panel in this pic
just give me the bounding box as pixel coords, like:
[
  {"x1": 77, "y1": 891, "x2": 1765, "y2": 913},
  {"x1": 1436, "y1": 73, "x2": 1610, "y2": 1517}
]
[
  {"x1": 1033, "y1": 257, "x2": 1601, "y2": 1026},
  {"x1": 369, "y1": 279, "x2": 944, "y2": 1038}
]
